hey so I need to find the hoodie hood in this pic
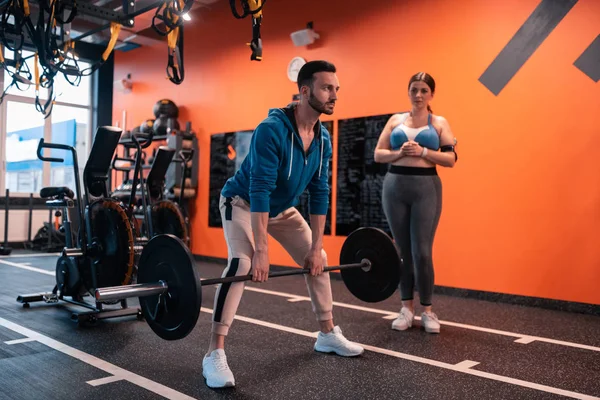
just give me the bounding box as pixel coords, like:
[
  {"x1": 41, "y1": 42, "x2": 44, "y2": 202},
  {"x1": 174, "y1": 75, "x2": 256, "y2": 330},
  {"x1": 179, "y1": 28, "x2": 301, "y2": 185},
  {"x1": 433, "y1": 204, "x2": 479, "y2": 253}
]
[
  {"x1": 266, "y1": 104, "x2": 325, "y2": 180},
  {"x1": 221, "y1": 103, "x2": 332, "y2": 218}
]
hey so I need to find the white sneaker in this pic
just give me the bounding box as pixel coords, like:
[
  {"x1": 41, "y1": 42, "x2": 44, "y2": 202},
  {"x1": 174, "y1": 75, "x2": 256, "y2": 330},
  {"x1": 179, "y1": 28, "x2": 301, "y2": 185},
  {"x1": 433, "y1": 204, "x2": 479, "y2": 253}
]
[
  {"x1": 392, "y1": 307, "x2": 414, "y2": 331},
  {"x1": 314, "y1": 326, "x2": 364, "y2": 357},
  {"x1": 202, "y1": 349, "x2": 235, "y2": 388},
  {"x1": 421, "y1": 311, "x2": 441, "y2": 333}
]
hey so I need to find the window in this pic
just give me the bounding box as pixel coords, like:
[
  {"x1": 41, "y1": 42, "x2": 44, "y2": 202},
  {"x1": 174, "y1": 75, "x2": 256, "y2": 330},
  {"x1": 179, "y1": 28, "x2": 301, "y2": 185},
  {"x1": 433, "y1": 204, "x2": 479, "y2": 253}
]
[
  {"x1": 50, "y1": 105, "x2": 91, "y2": 190},
  {"x1": 0, "y1": 48, "x2": 94, "y2": 196},
  {"x1": 4, "y1": 101, "x2": 46, "y2": 194}
]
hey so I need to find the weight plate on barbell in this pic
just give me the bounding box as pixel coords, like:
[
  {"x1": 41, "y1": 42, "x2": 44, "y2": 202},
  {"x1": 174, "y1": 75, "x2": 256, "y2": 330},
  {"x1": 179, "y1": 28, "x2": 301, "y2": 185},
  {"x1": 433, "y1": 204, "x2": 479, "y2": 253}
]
[
  {"x1": 137, "y1": 234, "x2": 202, "y2": 340},
  {"x1": 339, "y1": 227, "x2": 401, "y2": 303}
]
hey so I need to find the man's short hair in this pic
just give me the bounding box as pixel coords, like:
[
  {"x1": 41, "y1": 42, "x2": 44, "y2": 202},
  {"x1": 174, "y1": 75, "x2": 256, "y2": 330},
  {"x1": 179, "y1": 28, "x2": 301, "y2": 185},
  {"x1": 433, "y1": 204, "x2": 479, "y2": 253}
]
[{"x1": 297, "y1": 60, "x2": 336, "y2": 90}]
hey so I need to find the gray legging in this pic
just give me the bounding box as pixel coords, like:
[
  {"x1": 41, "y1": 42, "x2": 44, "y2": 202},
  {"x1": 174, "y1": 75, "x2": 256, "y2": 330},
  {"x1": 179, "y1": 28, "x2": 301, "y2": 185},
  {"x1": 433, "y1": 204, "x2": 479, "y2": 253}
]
[{"x1": 381, "y1": 166, "x2": 442, "y2": 306}]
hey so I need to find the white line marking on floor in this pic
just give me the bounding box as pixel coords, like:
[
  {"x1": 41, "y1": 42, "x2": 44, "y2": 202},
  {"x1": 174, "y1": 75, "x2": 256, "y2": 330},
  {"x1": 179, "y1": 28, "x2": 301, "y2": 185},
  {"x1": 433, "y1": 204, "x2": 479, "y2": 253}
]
[
  {"x1": 0, "y1": 259, "x2": 54, "y2": 276},
  {"x1": 0, "y1": 317, "x2": 197, "y2": 400},
  {"x1": 3, "y1": 258, "x2": 599, "y2": 353},
  {"x1": 455, "y1": 360, "x2": 480, "y2": 369},
  {"x1": 241, "y1": 286, "x2": 600, "y2": 353},
  {"x1": 87, "y1": 375, "x2": 124, "y2": 387},
  {"x1": 287, "y1": 298, "x2": 307, "y2": 303},
  {"x1": 0, "y1": 253, "x2": 61, "y2": 258},
  {"x1": 199, "y1": 307, "x2": 600, "y2": 400},
  {"x1": 5, "y1": 337, "x2": 36, "y2": 345},
  {"x1": 514, "y1": 337, "x2": 537, "y2": 344}
]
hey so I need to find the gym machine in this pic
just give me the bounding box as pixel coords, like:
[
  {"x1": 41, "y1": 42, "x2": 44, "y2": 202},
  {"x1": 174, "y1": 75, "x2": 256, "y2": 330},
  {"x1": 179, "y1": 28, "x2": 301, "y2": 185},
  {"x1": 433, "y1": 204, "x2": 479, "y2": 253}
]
[{"x1": 16, "y1": 126, "x2": 145, "y2": 325}]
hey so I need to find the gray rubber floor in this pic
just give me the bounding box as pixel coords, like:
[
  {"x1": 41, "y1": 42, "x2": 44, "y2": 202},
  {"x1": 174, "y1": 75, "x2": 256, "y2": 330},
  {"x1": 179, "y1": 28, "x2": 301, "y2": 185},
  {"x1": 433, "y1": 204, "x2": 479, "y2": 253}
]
[{"x1": 0, "y1": 253, "x2": 598, "y2": 400}]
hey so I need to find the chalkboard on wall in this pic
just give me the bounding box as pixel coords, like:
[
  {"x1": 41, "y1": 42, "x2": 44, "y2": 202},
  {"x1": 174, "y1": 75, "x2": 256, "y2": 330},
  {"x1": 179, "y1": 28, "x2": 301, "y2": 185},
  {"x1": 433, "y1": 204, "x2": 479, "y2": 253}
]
[
  {"x1": 336, "y1": 113, "x2": 399, "y2": 236},
  {"x1": 294, "y1": 120, "x2": 334, "y2": 235},
  {"x1": 208, "y1": 130, "x2": 253, "y2": 227}
]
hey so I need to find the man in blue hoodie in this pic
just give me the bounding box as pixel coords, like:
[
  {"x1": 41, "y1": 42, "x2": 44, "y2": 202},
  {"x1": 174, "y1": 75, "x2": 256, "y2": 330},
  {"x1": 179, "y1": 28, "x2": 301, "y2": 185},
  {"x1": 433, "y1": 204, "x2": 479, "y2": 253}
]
[{"x1": 203, "y1": 60, "x2": 364, "y2": 388}]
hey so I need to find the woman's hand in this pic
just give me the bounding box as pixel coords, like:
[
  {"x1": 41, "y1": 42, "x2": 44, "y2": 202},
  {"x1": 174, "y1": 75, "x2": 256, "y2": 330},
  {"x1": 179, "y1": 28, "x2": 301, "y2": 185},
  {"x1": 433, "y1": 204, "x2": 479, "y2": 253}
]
[{"x1": 402, "y1": 141, "x2": 424, "y2": 157}]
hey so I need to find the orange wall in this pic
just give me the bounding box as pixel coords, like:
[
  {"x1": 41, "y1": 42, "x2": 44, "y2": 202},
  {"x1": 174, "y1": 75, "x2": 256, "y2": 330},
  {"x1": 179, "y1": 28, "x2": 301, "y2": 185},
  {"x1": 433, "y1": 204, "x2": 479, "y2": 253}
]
[{"x1": 112, "y1": 0, "x2": 600, "y2": 305}]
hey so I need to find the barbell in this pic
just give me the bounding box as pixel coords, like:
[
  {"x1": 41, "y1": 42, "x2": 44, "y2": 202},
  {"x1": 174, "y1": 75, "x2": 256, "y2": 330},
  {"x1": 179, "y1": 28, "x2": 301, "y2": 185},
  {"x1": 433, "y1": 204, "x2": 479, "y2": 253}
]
[{"x1": 94, "y1": 227, "x2": 401, "y2": 341}]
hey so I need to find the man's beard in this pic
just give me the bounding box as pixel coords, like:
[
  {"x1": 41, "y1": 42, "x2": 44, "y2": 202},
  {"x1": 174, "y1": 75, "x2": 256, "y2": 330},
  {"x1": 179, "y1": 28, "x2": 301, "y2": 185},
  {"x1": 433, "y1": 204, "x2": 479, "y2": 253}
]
[{"x1": 308, "y1": 93, "x2": 333, "y2": 115}]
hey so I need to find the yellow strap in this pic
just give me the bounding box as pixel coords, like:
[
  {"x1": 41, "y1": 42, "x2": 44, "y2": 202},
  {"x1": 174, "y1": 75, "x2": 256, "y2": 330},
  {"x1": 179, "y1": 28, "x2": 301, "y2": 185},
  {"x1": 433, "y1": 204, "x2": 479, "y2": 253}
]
[
  {"x1": 164, "y1": 0, "x2": 188, "y2": 51},
  {"x1": 102, "y1": 22, "x2": 121, "y2": 61},
  {"x1": 0, "y1": 45, "x2": 4, "y2": 63},
  {"x1": 23, "y1": 0, "x2": 30, "y2": 17},
  {"x1": 167, "y1": 26, "x2": 179, "y2": 50},
  {"x1": 34, "y1": 52, "x2": 40, "y2": 91},
  {"x1": 248, "y1": 0, "x2": 262, "y2": 18}
]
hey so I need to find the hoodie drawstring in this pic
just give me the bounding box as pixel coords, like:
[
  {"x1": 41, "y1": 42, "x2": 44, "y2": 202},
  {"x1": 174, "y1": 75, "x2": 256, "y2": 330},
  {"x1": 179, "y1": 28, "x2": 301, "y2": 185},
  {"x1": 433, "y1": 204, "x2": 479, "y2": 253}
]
[
  {"x1": 287, "y1": 127, "x2": 324, "y2": 180},
  {"x1": 288, "y1": 129, "x2": 293, "y2": 179},
  {"x1": 318, "y1": 134, "x2": 323, "y2": 178}
]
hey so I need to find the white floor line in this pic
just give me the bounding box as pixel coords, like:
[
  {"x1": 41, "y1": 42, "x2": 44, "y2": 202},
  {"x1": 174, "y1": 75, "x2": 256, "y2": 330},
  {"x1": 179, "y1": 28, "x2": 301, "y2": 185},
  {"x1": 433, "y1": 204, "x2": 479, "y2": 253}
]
[
  {"x1": 2, "y1": 258, "x2": 599, "y2": 353},
  {"x1": 0, "y1": 317, "x2": 197, "y2": 400},
  {"x1": 287, "y1": 298, "x2": 308, "y2": 303},
  {"x1": 0, "y1": 259, "x2": 54, "y2": 276},
  {"x1": 241, "y1": 286, "x2": 600, "y2": 353},
  {"x1": 455, "y1": 360, "x2": 480, "y2": 369},
  {"x1": 514, "y1": 337, "x2": 537, "y2": 344},
  {"x1": 87, "y1": 375, "x2": 124, "y2": 387},
  {"x1": 0, "y1": 253, "x2": 61, "y2": 258},
  {"x1": 199, "y1": 307, "x2": 599, "y2": 400},
  {"x1": 5, "y1": 337, "x2": 36, "y2": 345}
]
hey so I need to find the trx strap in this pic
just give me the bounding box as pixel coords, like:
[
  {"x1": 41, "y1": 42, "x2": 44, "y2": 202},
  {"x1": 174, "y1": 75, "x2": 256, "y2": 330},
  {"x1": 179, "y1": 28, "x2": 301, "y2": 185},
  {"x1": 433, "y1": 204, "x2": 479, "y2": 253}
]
[
  {"x1": 0, "y1": 49, "x2": 34, "y2": 105},
  {"x1": 0, "y1": 0, "x2": 199, "y2": 116},
  {"x1": 34, "y1": 52, "x2": 54, "y2": 118},
  {"x1": 166, "y1": 24, "x2": 184, "y2": 84},
  {"x1": 229, "y1": 0, "x2": 266, "y2": 61},
  {"x1": 80, "y1": 21, "x2": 121, "y2": 76},
  {"x1": 248, "y1": 0, "x2": 262, "y2": 61},
  {"x1": 102, "y1": 22, "x2": 120, "y2": 61},
  {"x1": 152, "y1": 0, "x2": 189, "y2": 84}
]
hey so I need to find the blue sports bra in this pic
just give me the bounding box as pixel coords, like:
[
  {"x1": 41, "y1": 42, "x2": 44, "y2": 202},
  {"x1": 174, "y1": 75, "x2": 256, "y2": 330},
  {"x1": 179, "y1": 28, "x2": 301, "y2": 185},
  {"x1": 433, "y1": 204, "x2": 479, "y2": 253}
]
[{"x1": 389, "y1": 113, "x2": 440, "y2": 151}]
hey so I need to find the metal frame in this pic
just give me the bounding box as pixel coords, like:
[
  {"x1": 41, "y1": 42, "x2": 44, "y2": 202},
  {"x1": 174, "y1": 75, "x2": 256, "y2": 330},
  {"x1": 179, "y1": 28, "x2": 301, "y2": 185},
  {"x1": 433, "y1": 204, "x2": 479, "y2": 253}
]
[{"x1": 2, "y1": 0, "x2": 168, "y2": 47}]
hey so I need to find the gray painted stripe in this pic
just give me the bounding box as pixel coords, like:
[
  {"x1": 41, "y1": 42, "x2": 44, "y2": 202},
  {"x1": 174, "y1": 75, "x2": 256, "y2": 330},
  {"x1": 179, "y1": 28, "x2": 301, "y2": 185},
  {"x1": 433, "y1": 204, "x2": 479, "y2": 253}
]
[
  {"x1": 479, "y1": 0, "x2": 578, "y2": 95},
  {"x1": 574, "y1": 35, "x2": 600, "y2": 82}
]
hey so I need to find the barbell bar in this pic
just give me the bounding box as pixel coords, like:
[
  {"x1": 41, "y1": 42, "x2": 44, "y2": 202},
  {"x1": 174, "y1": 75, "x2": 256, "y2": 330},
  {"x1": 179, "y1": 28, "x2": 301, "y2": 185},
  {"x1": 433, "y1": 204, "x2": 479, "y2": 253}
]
[
  {"x1": 92, "y1": 227, "x2": 401, "y2": 341},
  {"x1": 95, "y1": 260, "x2": 371, "y2": 302}
]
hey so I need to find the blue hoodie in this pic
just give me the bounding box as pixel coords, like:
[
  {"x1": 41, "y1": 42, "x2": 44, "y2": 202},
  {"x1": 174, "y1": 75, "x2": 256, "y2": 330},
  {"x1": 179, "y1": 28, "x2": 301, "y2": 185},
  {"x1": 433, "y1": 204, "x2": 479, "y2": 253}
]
[{"x1": 221, "y1": 105, "x2": 332, "y2": 218}]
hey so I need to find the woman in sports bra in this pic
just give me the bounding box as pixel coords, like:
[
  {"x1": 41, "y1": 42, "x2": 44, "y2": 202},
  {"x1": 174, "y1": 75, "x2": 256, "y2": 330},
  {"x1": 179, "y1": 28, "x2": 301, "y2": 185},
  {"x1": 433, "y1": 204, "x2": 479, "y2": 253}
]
[{"x1": 374, "y1": 72, "x2": 458, "y2": 334}]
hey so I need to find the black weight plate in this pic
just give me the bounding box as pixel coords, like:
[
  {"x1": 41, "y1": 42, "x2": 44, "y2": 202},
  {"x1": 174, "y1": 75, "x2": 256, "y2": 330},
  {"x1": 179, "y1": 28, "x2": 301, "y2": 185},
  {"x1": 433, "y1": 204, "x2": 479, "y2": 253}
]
[
  {"x1": 339, "y1": 227, "x2": 401, "y2": 303},
  {"x1": 55, "y1": 256, "x2": 82, "y2": 297},
  {"x1": 88, "y1": 199, "x2": 135, "y2": 288},
  {"x1": 151, "y1": 201, "x2": 189, "y2": 246},
  {"x1": 137, "y1": 234, "x2": 202, "y2": 341}
]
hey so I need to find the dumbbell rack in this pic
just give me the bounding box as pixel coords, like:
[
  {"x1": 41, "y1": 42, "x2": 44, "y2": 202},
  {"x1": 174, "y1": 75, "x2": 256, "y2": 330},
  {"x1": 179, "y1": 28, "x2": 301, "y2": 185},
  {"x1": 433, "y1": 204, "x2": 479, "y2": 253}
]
[
  {"x1": 165, "y1": 122, "x2": 198, "y2": 205},
  {"x1": 108, "y1": 134, "x2": 168, "y2": 191}
]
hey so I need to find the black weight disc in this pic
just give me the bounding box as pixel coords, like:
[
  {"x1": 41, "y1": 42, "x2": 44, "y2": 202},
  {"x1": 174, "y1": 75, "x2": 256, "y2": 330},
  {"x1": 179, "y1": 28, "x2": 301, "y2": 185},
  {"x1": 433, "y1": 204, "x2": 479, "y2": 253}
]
[
  {"x1": 153, "y1": 99, "x2": 179, "y2": 119},
  {"x1": 151, "y1": 201, "x2": 189, "y2": 246},
  {"x1": 339, "y1": 227, "x2": 401, "y2": 303},
  {"x1": 55, "y1": 256, "x2": 82, "y2": 297},
  {"x1": 137, "y1": 234, "x2": 202, "y2": 341},
  {"x1": 88, "y1": 199, "x2": 135, "y2": 288},
  {"x1": 140, "y1": 119, "x2": 155, "y2": 134},
  {"x1": 153, "y1": 116, "x2": 180, "y2": 136}
]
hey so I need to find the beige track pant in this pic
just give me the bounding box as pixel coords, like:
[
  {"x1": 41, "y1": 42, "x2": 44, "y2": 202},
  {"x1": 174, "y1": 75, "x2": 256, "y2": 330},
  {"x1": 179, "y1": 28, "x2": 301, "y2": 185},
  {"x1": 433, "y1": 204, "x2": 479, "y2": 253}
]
[{"x1": 212, "y1": 195, "x2": 333, "y2": 336}]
